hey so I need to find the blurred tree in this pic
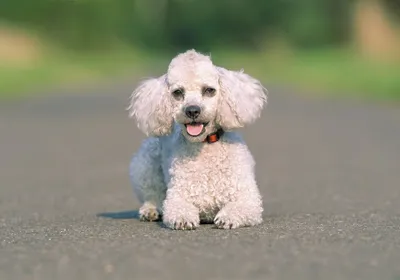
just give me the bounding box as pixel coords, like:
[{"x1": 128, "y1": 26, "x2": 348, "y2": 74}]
[
  {"x1": 1, "y1": 0, "x2": 385, "y2": 52},
  {"x1": 384, "y1": 0, "x2": 400, "y2": 18}
]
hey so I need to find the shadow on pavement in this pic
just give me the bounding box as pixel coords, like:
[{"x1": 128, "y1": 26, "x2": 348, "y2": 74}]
[{"x1": 96, "y1": 210, "x2": 140, "y2": 220}]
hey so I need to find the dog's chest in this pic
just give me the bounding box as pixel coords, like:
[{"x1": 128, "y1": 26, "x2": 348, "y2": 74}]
[{"x1": 163, "y1": 141, "x2": 239, "y2": 209}]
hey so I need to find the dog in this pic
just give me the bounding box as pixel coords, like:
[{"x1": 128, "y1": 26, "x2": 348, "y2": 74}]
[{"x1": 128, "y1": 49, "x2": 267, "y2": 230}]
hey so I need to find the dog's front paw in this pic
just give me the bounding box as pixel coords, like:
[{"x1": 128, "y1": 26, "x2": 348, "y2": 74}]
[
  {"x1": 163, "y1": 211, "x2": 199, "y2": 230},
  {"x1": 163, "y1": 199, "x2": 200, "y2": 230},
  {"x1": 139, "y1": 203, "x2": 160, "y2": 222},
  {"x1": 214, "y1": 203, "x2": 263, "y2": 229},
  {"x1": 168, "y1": 217, "x2": 199, "y2": 230},
  {"x1": 214, "y1": 210, "x2": 243, "y2": 229}
]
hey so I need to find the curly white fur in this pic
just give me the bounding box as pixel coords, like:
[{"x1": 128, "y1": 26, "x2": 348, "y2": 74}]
[{"x1": 128, "y1": 49, "x2": 267, "y2": 230}]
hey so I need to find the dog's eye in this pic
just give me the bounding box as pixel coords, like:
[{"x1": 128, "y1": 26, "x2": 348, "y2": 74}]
[
  {"x1": 203, "y1": 87, "x2": 216, "y2": 96},
  {"x1": 172, "y1": 88, "x2": 184, "y2": 99}
]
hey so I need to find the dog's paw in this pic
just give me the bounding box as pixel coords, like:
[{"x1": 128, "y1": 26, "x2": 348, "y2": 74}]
[
  {"x1": 162, "y1": 200, "x2": 200, "y2": 230},
  {"x1": 171, "y1": 218, "x2": 198, "y2": 230},
  {"x1": 163, "y1": 213, "x2": 199, "y2": 230},
  {"x1": 214, "y1": 210, "x2": 243, "y2": 229},
  {"x1": 139, "y1": 203, "x2": 160, "y2": 222},
  {"x1": 214, "y1": 203, "x2": 263, "y2": 229}
]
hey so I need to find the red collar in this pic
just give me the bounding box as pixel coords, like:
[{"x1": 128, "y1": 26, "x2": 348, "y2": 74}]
[{"x1": 203, "y1": 129, "x2": 224, "y2": 144}]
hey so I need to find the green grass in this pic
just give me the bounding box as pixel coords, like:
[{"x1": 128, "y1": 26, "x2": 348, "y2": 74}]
[
  {"x1": 0, "y1": 47, "x2": 166, "y2": 101},
  {"x1": 1, "y1": 47, "x2": 399, "y2": 102},
  {"x1": 213, "y1": 48, "x2": 400, "y2": 102}
]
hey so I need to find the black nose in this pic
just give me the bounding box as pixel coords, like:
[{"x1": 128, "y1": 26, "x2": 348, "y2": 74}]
[{"x1": 185, "y1": 105, "x2": 201, "y2": 119}]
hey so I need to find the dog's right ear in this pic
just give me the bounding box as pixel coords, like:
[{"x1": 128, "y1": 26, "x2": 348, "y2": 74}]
[
  {"x1": 216, "y1": 67, "x2": 267, "y2": 130},
  {"x1": 127, "y1": 74, "x2": 173, "y2": 136}
]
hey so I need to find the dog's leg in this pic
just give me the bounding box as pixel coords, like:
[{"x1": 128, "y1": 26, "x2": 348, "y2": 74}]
[
  {"x1": 130, "y1": 138, "x2": 166, "y2": 222},
  {"x1": 162, "y1": 190, "x2": 200, "y2": 230}
]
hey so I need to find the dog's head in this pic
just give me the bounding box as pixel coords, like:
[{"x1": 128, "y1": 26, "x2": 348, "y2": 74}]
[{"x1": 128, "y1": 49, "x2": 267, "y2": 142}]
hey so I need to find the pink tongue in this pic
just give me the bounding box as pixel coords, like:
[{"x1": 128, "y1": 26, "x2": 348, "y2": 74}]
[{"x1": 186, "y1": 124, "x2": 204, "y2": 136}]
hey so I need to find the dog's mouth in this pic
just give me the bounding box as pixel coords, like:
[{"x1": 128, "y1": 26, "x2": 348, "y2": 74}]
[{"x1": 184, "y1": 122, "x2": 208, "y2": 137}]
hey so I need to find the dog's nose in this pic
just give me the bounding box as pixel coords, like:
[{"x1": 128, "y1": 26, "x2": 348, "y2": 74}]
[{"x1": 185, "y1": 105, "x2": 201, "y2": 119}]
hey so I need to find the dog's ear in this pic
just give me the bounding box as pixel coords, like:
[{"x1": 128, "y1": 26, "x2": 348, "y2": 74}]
[
  {"x1": 216, "y1": 67, "x2": 267, "y2": 130},
  {"x1": 128, "y1": 74, "x2": 173, "y2": 136}
]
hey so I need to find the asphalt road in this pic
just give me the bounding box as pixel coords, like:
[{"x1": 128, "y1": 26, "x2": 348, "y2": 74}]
[{"x1": 1, "y1": 80, "x2": 400, "y2": 280}]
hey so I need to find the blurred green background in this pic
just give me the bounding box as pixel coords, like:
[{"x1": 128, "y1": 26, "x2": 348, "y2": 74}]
[{"x1": 0, "y1": 0, "x2": 399, "y2": 101}]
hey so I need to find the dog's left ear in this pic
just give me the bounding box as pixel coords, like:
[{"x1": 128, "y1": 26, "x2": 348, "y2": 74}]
[{"x1": 216, "y1": 67, "x2": 267, "y2": 130}]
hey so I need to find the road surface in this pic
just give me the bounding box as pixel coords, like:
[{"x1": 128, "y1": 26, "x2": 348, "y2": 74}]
[{"x1": 1, "y1": 80, "x2": 400, "y2": 280}]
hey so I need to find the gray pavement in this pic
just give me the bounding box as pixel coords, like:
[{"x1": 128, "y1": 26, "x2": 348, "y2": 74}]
[{"x1": 0, "y1": 80, "x2": 400, "y2": 280}]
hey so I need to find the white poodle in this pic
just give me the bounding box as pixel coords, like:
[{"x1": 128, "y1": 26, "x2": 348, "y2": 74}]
[{"x1": 128, "y1": 49, "x2": 267, "y2": 230}]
